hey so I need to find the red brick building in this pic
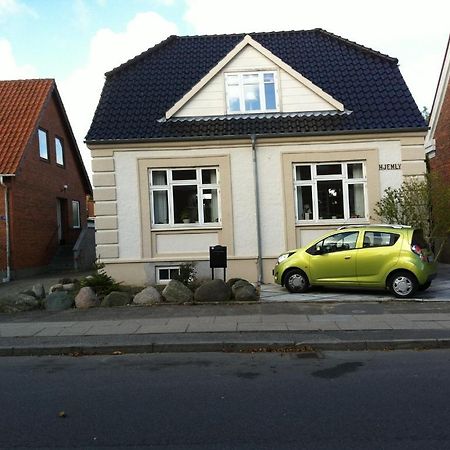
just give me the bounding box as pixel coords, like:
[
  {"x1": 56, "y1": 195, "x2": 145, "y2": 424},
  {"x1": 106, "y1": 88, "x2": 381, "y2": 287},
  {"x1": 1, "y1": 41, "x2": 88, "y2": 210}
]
[
  {"x1": 426, "y1": 36, "x2": 450, "y2": 262},
  {"x1": 0, "y1": 79, "x2": 92, "y2": 279}
]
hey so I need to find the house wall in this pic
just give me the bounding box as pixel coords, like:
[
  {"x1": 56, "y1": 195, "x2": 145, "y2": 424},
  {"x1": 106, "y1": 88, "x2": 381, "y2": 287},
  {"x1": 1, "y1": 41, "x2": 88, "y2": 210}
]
[
  {"x1": 174, "y1": 45, "x2": 336, "y2": 118},
  {"x1": 90, "y1": 131, "x2": 426, "y2": 286},
  {"x1": 429, "y1": 80, "x2": 450, "y2": 262},
  {"x1": 2, "y1": 93, "x2": 88, "y2": 277}
]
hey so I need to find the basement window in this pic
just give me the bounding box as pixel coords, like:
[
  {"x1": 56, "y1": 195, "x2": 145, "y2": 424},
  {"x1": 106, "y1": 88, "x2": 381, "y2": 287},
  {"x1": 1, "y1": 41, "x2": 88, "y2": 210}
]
[{"x1": 156, "y1": 266, "x2": 180, "y2": 284}]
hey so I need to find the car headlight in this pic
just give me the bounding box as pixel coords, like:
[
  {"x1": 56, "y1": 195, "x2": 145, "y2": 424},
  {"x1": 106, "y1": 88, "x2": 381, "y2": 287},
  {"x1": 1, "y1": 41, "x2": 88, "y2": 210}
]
[{"x1": 277, "y1": 252, "x2": 294, "y2": 264}]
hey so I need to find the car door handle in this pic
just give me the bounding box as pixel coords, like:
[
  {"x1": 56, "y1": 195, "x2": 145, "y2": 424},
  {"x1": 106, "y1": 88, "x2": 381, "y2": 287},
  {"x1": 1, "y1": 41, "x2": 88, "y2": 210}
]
[{"x1": 344, "y1": 256, "x2": 351, "y2": 260}]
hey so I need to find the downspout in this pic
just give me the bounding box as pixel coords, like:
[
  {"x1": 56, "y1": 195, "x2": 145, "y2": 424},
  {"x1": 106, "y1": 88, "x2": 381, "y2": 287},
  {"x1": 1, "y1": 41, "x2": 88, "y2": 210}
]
[
  {"x1": 0, "y1": 176, "x2": 11, "y2": 282},
  {"x1": 251, "y1": 135, "x2": 263, "y2": 286}
]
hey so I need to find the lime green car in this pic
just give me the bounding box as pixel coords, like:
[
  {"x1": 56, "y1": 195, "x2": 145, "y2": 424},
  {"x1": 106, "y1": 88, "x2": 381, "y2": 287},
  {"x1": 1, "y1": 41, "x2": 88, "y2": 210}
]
[{"x1": 273, "y1": 225, "x2": 437, "y2": 298}]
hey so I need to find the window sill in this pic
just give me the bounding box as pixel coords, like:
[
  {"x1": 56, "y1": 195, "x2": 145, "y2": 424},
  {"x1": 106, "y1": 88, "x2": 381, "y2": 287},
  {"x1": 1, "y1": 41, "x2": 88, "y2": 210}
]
[
  {"x1": 151, "y1": 224, "x2": 222, "y2": 232},
  {"x1": 296, "y1": 219, "x2": 370, "y2": 227}
]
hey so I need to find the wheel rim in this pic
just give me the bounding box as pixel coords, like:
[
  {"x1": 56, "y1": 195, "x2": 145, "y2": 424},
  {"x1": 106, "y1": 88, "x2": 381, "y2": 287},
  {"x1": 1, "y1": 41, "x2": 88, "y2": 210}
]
[
  {"x1": 392, "y1": 276, "x2": 413, "y2": 296},
  {"x1": 288, "y1": 273, "x2": 306, "y2": 290}
]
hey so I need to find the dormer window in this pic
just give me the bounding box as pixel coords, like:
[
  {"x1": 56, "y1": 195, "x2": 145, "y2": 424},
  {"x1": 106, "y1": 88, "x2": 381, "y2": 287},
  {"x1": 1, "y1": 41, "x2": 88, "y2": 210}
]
[{"x1": 225, "y1": 71, "x2": 278, "y2": 114}]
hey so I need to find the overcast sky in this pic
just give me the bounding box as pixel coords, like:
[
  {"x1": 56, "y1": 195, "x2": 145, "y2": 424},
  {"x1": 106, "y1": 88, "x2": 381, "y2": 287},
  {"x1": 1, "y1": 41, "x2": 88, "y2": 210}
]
[{"x1": 1, "y1": 0, "x2": 449, "y2": 174}]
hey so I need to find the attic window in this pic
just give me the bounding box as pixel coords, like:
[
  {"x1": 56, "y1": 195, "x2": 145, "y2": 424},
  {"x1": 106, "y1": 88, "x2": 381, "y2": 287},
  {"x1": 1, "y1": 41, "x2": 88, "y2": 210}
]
[{"x1": 225, "y1": 71, "x2": 278, "y2": 114}]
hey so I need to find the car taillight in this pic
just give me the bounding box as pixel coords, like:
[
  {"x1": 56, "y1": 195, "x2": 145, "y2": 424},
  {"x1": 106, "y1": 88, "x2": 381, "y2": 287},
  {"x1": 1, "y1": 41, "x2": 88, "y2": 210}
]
[{"x1": 411, "y1": 244, "x2": 427, "y2": 262}]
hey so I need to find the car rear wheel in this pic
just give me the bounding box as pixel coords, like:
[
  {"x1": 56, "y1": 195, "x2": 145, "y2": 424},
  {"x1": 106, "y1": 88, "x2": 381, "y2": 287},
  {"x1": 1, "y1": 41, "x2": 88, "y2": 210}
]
[
  {"x1": 388, "y1": 271, "x2": 418, "y2": 298},
  {"x1": 284, "y1": 269, "x2": 309, "y2": 293}
]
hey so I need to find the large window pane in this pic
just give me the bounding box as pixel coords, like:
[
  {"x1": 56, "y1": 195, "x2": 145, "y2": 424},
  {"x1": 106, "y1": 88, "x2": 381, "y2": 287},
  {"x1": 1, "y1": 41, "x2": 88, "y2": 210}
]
[
  {"x1": 227, "y1": 84, "x2": 240, "y2": 112},
  {"x1": 153, "y1": 191, "x2": 168, "y2": 224},
  {"x1": 316, "y1": 164, "x2": 342, "y2": 176},
  {"x1": 296, "y1": 186, "x2": 313, "y2": 220},
  {"x1": 317, "y1": 180, "x2": 344, "y2": 219},
  {"x1": 244, "y1": 83, "x2": 261, "y2": 111},
  {"x1": 38, "y1": 129, "x2": 48, "y2": 159},
  {"x1": 264, "y1": 82, "x2": 276, "y2": 109},
  {"x1": 55, "y1": 137, "x2": 64, "y2": 165},
  {"x1": 348, "y1": 183, "x2": 365, "y2": 218},
  {"x1": 202, "y1": 189, "x2": 219, "y2": 223},
  {"x1": 72, "y1": 200, "x2": 80, "y2": 228},
  {"x1": 173, "y1": 185, "x2": 198, "y2": 223}
]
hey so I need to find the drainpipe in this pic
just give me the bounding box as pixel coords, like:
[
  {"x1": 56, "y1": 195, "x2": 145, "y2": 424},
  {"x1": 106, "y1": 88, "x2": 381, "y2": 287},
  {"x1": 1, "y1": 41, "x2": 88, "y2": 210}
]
[
  {"x1": 251, "y1": 135, "x2": 263, "y2": 286},
  {"x1": 0, "y1": 176, "x2": 11, "y2": 282}
]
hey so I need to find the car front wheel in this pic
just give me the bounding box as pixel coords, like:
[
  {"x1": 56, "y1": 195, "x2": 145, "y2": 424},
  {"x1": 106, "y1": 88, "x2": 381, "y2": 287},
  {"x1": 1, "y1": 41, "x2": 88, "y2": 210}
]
[
  {"x1": 284, "y1": 269, "x2": 309, "y2": 293},
  {"x1": 388, "y1": 271, "x2": 418, "y2": 298}
]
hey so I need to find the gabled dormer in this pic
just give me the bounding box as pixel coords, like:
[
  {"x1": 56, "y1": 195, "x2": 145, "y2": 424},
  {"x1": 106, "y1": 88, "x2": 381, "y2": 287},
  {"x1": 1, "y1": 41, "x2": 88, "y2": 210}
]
[{"x1": 165, "y1": 35, "x2": 344, "y2": 120}]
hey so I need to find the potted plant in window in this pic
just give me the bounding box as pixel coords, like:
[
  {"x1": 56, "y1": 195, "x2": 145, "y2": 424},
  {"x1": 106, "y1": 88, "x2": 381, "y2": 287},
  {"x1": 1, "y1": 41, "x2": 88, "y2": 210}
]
[{"x1": 180, "y1": 209, "x2": 190, "y2": 224}]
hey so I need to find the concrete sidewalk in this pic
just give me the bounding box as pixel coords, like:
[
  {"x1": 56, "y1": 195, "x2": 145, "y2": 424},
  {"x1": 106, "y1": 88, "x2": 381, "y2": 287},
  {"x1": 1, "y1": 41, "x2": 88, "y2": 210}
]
[{"x1": 3, "y1": 300, "x2": 450, "y2": 355}]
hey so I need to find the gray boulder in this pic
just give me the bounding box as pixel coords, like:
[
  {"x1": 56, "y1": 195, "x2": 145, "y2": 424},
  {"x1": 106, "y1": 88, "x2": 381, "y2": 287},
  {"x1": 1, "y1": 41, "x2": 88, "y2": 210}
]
[
  {"x1": 194, "y1": 279, "x2": 231, "y2": 302},
  {"x1": 75, "y1": 287, "x2": 99, "y2": 309},
  {"x1": 2, "y1": 294, "x2": 41, "y2": 313},
  {"x1": 162, "y1": 280, "x2": 193, "y2": 303},
  {"x1": 62, "y1": 283, "x2": 76, "y2": 292},
  {"x1": 132, "y1": 287, "x2": 162, "y2": 305},
  {"x1": 232, "y1": 280, "x2": 259, "y2": 302},
  {"x1": 101, "y1": 291, "x2": 132, "y2": 307},
  {"x1": 226, "y1": 278, "x2": 245, "y2": 289},
  {"x1": 32, "y1": 284, "x2": 45, "y2": 300},
  {"x1": 45, "y1": 292, "x2": 74, "y2": 311}
]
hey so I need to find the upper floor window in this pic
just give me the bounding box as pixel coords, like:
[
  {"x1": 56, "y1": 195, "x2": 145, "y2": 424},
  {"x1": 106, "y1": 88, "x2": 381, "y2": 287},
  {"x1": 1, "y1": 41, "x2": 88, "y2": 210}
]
[
  {"x1": 294, "y1": 162, "x2": 367, "y2": 223},
  {"x1": 55, "y1": 136, "x2": 64, "y2": 166},
  {"x1": 149, "y1": 167, "x2": 220, "y2": 227},
  {"x1": 38, "y1": 129, "x2": 48, "y2": 160},
  {"x1": 225, "y1": 71, "x2": 278, "y2": 114}
]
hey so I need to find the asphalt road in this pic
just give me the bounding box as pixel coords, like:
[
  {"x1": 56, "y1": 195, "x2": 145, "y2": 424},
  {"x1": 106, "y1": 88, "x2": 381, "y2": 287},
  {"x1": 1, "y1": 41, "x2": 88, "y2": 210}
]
[{"x1": 1, "y1": 350, "x2": 450, "y2": 449}]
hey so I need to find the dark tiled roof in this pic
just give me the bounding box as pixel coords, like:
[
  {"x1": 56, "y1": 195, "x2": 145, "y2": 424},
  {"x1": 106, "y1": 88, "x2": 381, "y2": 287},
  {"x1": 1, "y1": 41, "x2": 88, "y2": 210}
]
[{"x1": 86, "y1": 29, "x2": 426, "y2": 143}]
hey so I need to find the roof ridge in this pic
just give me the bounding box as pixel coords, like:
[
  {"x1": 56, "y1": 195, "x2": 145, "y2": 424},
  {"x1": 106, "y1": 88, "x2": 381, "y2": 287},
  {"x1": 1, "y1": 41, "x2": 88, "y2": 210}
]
[
  {"x1": 313, "y1": 28, "x2": 398, "y2": 63},
  {"x1": 106, "y1": 35, "x2": 178, "y2": 77},
  {"x1": 0, "y1": 78, "x2": 54, "y2": 84}
]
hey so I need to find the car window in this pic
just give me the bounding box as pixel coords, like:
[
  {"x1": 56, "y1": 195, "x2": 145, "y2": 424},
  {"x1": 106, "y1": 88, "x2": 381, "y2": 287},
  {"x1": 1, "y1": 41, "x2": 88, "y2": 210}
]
[
  {"x1": 363, "y1": 231, "x2": 399, "y2": 248},
  {"x1": 412, "y1": 229, "x2": 429, "y2": 250},
  {"x1": 311, "y1": 231, "x2": 359, "y2": 254}
]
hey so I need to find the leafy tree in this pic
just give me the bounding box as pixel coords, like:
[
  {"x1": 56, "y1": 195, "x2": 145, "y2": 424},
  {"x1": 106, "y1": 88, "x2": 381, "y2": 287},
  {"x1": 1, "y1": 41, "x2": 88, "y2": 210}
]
[{"x1": 374, "y1": 174, "x2": 450, "y2": 259}]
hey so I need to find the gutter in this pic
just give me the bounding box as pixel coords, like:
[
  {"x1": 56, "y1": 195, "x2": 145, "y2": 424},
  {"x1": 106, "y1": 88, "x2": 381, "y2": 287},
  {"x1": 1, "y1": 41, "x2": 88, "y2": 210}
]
[
  {"x1": 251, "y1": 135, "x2": 263, "y2": 286},
  {"x1": 0, "y1": 176, "x2": 11, "y2": 282},
  {"x1": 85, "y1": 127, "x2": 429, "y2": 146}
]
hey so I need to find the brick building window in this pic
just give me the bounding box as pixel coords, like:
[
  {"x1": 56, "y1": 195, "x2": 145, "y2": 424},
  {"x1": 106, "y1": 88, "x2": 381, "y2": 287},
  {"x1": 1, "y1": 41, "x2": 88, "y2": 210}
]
[
  {"x1": 38, "y1": 129, "x2": 48, "y2": 160},
  {"x1": 55, "y1": 136, "x2": 64, "y2": 166},
  {"x1": 72, "y1": 200, "x2": 81, "y2": 228}
]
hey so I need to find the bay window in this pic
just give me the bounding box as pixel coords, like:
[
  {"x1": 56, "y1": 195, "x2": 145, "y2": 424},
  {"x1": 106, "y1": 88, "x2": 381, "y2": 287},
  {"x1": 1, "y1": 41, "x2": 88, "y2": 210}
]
[
  {"x1": 294, "y1": 162, "x2": 367, "y2": 223},
  {"x1": 225, "y1": 71, "x2": 278, "y2": 114},
  {"x1": 149, "y1": 168, "x2": 220, "y2": 226}
]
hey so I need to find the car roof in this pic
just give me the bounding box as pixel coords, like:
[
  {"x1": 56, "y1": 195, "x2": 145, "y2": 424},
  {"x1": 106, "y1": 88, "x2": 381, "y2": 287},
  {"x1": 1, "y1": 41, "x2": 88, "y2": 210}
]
[{"x1": 337, "y1": 224, "x2": 411, "y2": 231}]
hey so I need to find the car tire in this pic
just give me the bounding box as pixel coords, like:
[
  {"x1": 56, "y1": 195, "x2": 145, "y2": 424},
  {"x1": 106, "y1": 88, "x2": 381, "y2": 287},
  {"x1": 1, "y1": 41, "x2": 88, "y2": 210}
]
[
  {"x1": 284, "y1": 269, "x2": 309, "y2": 293},
  {"x1": 388, "y1": 271, "x2": 418, "y2": 298}
]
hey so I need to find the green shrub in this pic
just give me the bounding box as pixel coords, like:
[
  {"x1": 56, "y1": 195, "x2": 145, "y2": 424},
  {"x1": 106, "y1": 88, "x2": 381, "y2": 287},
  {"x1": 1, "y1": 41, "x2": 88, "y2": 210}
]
[
  {"x1": 172, "y1": 262, "x2": 198, "y2": 291},
  {"x1": 79, "y1": 262, "x2": 121, "y2": 298}
]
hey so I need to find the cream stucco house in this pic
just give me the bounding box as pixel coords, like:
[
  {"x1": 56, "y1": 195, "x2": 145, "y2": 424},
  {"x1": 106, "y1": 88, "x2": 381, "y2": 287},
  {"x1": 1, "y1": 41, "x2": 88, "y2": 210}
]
[{"x1": 86, "y1": 29, "x2": 427, "y2": 285}]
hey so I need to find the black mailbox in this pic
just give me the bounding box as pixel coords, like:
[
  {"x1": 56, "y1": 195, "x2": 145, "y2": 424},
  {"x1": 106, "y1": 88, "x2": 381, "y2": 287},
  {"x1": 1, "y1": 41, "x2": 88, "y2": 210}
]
[{"x1": 209, "y1": 245, "x2": 227, "y2": 268}]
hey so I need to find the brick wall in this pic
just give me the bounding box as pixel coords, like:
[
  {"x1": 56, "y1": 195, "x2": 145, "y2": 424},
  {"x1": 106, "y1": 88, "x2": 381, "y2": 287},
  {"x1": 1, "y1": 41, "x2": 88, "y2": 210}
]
[
  {"x1": 0, "y1": 92, "x2": 89, "y2": 274},
  {"x1": 429, "y1": 80, "x2": 450, "y2": 262}
]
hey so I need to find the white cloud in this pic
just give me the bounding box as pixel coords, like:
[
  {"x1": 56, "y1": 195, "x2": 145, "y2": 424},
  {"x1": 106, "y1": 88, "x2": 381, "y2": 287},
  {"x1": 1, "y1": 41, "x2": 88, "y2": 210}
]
[
  {"x1": 0, "y1": 0, "x2": 36, "y2": 19},
  {"x1": 59, "y1": 11, "x2": 178, "y2": 175},
  {"x1": 0, "y1": 39, "x2": 37, "y2": 79},
  {"x1": 184, "y1": 0, "x2": 450, "y2": 109}
]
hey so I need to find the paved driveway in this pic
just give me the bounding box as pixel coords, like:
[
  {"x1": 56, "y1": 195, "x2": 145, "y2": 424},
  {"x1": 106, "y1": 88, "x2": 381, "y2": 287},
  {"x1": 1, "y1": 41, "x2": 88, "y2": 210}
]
[{"x1": 261, "y1": 264, "x2": 450, "y2": 303}]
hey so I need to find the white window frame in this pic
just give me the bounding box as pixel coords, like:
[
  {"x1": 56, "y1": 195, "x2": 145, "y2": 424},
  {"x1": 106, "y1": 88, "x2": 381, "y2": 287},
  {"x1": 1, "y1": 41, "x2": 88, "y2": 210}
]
[
  {"x1": 55, "y1": 136, "x2": 64, "y2": 166},
  {"x1": 156, "y1": 266, "x2": 180, "y2": 285},
  {"x1": 293, "y1": 162, "x2": 368, "y2": 225},
  {"x1": 71, "y1": 200, "x2": 81, "y2": 229},
  {"x1": 225, "y1": 71, "x2": 279, "y2": 114},
  {"x1": 149, "y1": 167, "x2": 221, "y2": 228},
  {"x1": 38, "y1": 128, "x2": 48, "y2": 160}
]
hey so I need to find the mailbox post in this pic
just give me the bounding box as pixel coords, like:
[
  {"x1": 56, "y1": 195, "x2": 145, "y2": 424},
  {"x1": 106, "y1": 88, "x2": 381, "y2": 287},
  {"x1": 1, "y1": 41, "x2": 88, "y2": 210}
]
[{"x1": 209, "y1": 245, "x2": 227, "y2": 281}]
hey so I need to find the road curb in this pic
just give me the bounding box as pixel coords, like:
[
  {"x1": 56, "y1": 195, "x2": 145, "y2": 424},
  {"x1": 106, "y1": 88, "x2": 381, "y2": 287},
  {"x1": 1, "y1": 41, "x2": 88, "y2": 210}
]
[{"x1": 2, "y1": 338, "x2": 450, "y2": 356}]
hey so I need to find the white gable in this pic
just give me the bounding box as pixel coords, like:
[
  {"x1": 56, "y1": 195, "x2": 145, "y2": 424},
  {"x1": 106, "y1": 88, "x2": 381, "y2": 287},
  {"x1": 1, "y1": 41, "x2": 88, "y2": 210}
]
[{"x1": 167, "y1": 35, "x2": 343, "y2": 120}]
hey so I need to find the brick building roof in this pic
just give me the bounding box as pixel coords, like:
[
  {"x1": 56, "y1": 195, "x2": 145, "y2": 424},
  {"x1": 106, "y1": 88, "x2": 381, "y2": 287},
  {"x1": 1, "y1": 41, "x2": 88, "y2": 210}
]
[
  {"x1": 0, "y1": 79, "x2": 54, "y2": 174},
  {"x1": 86, "y1": 28, "x2": 426, "y2": 143}
]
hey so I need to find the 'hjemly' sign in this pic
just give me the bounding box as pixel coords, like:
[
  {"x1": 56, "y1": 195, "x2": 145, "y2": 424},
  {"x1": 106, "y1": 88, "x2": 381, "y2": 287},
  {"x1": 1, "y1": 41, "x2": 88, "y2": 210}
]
[{"x1": 379, "y1": 163, "x2": 401, "y2": 170}]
